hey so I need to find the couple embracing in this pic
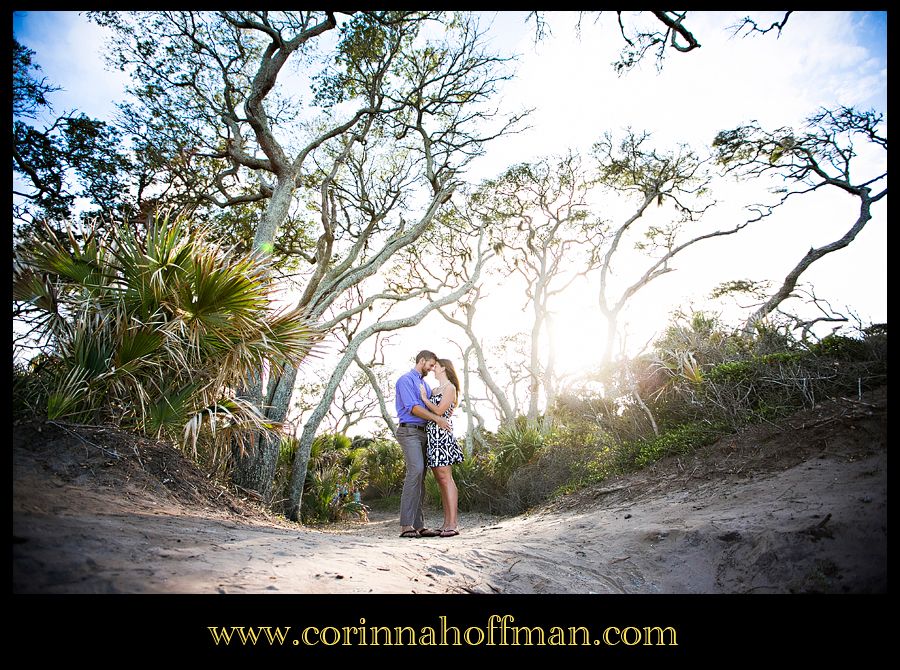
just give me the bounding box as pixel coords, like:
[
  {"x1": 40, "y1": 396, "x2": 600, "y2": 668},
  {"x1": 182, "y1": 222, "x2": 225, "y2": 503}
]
[{"x1": 394, "y1": 350, "x2": 463, "y2": 539}]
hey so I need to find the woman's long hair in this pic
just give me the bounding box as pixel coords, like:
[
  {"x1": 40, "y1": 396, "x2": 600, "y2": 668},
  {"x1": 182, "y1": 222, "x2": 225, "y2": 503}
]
[{"x1": 438, "y1": 358, "x2": 461, "y2": 402}]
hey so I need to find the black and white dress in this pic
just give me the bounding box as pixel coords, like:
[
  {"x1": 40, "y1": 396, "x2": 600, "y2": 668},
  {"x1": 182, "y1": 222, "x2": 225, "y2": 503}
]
[{"x1": 426, "y1": 391, "x2": 464, "y2": 468}]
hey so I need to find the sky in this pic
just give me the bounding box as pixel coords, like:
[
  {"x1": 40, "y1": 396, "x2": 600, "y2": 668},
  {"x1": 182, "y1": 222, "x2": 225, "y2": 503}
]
[
  {"x1": 457, "y1": 11, "x2": 888, "y2": 382},
  {"x1": 12, "y1": 11, "x2": 888, "y2": 432}
]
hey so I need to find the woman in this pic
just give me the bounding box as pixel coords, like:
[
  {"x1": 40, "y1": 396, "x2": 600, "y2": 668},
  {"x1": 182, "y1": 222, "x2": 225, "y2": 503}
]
[{"x1": 419, "y1": 358, "x2": 464, "y2": 537}]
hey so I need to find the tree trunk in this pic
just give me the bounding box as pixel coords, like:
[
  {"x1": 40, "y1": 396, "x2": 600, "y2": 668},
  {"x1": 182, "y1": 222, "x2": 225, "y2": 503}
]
[
  {"x1": 463, "y1": 346, "x2": 474, "y2": 456},
  {"x1": 743, "y1": 190, "x2": 878, "y2": 330},
  {"x1": 287, "y1": 348, "x2": 358, "y2": 521},
  {"x1": 473, "y1": 346, "x2": 516, "y2": 427},
  {"x1": 230, "y1": 176, "x2": 297, "y2": 497},
  {"x1": 543, "y1": 310, "x2": 557, "y2": 411},
  {"x1": 253, "y1": 175, "x2": 296, "y2": 251},
  {"x1": 230, "y1": 436, "x2": 280, "y2": 501},
  {"x1": 527, "y1": 301, "x2": 543, "y2": 421},
  {"x1": 601, "y1": 310, "x2": 619, "y2": 366},
  {"x1": 354, "y1": 354, "x2": 397, "y2": 435},
  {"x1": 438, "y1": 304, "x2": 516, "y2": 426}
]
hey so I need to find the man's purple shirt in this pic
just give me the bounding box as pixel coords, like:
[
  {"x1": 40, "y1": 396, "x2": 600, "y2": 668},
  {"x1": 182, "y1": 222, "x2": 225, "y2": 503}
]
[{"x1": 395, "y1": 368, "x2": 431, "y2": 425}]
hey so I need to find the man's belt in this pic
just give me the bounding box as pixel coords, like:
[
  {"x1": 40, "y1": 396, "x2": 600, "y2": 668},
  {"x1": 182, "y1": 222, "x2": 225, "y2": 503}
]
[{"x1": 399, "y1": 422, "x2": 425, "y2": 430}]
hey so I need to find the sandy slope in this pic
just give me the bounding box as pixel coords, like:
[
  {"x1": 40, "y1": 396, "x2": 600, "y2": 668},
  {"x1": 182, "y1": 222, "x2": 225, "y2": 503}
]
[{"x1": 12, "y1": 388, "x2": 886, "y2": 594}]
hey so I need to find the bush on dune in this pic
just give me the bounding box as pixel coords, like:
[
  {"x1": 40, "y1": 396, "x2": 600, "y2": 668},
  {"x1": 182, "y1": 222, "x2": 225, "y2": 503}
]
[{"x1": 13, "y1": 214, "x2": 320, "y2": 474}]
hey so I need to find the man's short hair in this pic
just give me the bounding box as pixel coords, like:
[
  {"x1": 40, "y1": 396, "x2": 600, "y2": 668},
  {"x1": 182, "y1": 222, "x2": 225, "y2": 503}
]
[{"x1": 415, "y1": 350, "x2": 438, "y2": 364}]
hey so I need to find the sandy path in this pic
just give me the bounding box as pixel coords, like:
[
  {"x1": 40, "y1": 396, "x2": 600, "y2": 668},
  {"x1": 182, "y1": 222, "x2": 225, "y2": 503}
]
[{"x1": 13, "y1": 445, "x2": 886, "y2": 594}]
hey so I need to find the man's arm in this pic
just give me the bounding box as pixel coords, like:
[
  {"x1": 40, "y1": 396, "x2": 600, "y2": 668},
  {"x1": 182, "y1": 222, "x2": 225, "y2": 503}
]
[
  {"x1": 397, "y1": 374, "x2": 449, "y2": 430},
  {"x1": 411, "y1": 404, "x2": 450, "y2": 431}
]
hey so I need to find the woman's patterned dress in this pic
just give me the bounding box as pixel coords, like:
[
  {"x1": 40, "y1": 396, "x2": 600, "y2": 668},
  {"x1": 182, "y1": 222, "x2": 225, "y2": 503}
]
[{"x1": 425, "y1": 391, "x2": 464, "y2": 468}]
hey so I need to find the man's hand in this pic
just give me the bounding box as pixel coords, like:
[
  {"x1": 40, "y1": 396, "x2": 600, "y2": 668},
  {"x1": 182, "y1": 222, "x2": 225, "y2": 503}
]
[{"x1": 410, "y1": 404, "x2": 451, "y2": 431}]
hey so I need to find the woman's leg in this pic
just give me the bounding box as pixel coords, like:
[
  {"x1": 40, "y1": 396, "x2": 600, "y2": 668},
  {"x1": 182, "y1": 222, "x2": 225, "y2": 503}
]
[{"x1": 431, "y1": 465, "x2": 458, "y2": 530}]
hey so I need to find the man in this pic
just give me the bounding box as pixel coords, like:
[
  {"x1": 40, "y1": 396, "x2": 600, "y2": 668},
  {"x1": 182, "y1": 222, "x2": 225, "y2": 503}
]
[{"x1": 395, "y1": 349, "x2": 451, "y2": 538}]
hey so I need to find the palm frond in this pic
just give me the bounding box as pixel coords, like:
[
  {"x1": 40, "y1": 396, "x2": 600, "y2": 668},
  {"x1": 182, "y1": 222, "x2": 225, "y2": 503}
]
[
  {"x1": 145, "y1": 383, "x2": 200, "y2": 438},
  {"x1": 24, "y1": 222, "x2": 112, "y2": 291},
  {"x1": 183, "y1": 395, "x2": 281, "y2": 456},
  {"x1": 46, "y1": 366, "x2": 91, "y2": 420},
  {"x1": 262, "y1": 307, "x2": 324, "y2": 364},
  {"x1": 62, "y1": 320, "x2": 115, "y2": 376},
  {"x1": 114, "y1": 323, "x2": 165, "y2": 370},
  {"x1": 12, "y1": 267, "x2": 58, "y2": 309},
  {"x1": 15, "y1": 211, "x2": 319, "y2": 472}
]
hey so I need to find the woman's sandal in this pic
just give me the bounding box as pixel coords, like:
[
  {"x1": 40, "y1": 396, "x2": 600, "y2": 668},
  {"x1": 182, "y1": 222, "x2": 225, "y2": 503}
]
[{"x1": 439, "y1": 528, "x2": 459, "y2": 537}]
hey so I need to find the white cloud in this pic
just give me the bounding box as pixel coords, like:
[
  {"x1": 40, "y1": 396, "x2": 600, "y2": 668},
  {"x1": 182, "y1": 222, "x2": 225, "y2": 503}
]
[{"x1": 14, "y1": 11, "x2": 130, "y2": 123}]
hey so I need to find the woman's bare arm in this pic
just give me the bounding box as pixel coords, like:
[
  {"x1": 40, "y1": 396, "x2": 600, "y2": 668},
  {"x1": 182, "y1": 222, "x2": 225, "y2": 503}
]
[{"x1": 430, "y1": 385, "x2": 457, "y2": 417}]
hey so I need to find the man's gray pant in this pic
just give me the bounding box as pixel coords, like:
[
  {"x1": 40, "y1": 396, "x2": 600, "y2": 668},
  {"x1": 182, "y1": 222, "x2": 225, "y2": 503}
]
[{"x1": 397, "y1": 424, "x2": 428, "y2": 528}]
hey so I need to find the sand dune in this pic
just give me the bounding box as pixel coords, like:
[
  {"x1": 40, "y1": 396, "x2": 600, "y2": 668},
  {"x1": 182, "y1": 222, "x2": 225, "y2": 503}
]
[{"x1": 13, "y1": 388, "x2": 886, "y2": 594}]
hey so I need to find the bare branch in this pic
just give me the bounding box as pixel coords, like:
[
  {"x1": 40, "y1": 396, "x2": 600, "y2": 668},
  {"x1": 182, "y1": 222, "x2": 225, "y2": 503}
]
[
  {"x1": 353, "y1": 351, "x2": 396, "y2": 435},
  {"x1": 730, "y1": 11, "x2": 793, "y2": 38},
  {"x1": 713, "y1": 106, "x2": 887, "y2": 328},
  {"x1": 650, "y1": 11, "x2": 701, "y2": 53}
]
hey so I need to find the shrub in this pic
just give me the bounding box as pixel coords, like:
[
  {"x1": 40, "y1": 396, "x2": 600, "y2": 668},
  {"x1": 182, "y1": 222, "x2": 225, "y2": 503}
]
[
  {"x1": 362, "y1": 438, "x2": 405, "y2": 499},
  {"x1": 808, "y1": 333, "x2": 872, "y2": 361},
  {"x1": 492, "y1": 416, "x2": 552, "y2": 484},
  {"x1": 633, "y1": 421, "x2": 728, "y2": 468},
  {"x1": 536, "y1": 315, "x2": 888, "y2": 507},
  {"x1": 302, "y1": 464, "x2": 368, "y2": 524},
  {"x1": 506, "y1": 436, "x2": 596, "y2": 512},
  {"x1": 423, "y1": 448, "x2": 512, "y2": 514},
  {"x1": 581, "y1": 441, "x2": 624, "y2": 487},
  {"x1": 705, "y1": 360, "x2": 755, "y2": 384},
  {"x1": 12, "y1": 215, "x2": 319, "y2": 468},
  {"x1": 452, "y1": 449, "x2": 513, "y2": 513},
  {"x1": 299, "y1": 432, "x2": 368, "y2": 523},
  {"x1": 271, "y1": 434, "x2": 300, "y2": 508}
]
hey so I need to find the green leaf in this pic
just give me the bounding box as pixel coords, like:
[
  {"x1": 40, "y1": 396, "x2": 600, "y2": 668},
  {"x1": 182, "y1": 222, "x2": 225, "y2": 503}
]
[
  {"x1": 46, "y1": 367, "x2": 91, "y2": 420},
  {"x1": 115, "y1": 326, "x2": 164, "y2": 369}
]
